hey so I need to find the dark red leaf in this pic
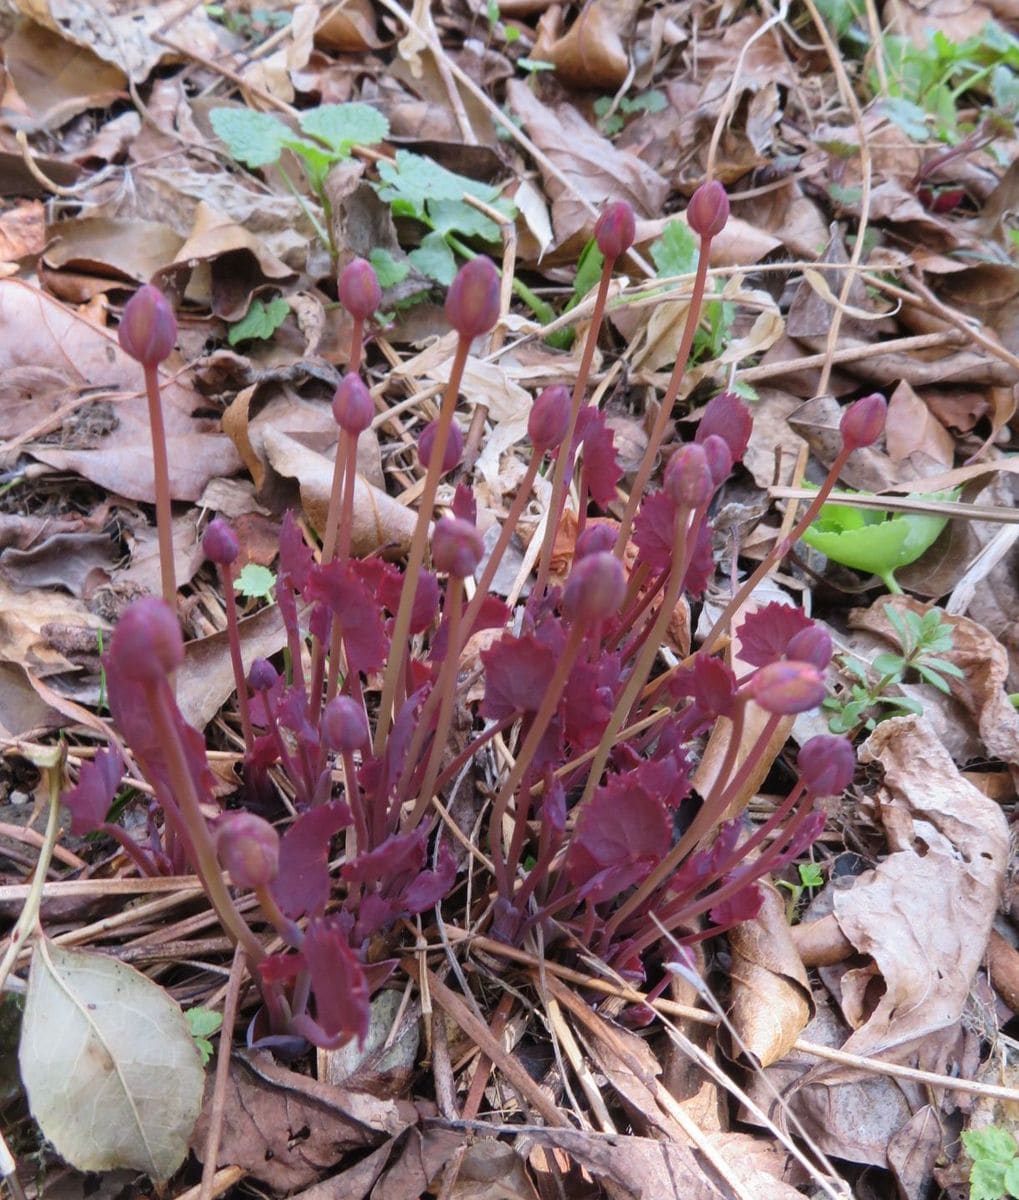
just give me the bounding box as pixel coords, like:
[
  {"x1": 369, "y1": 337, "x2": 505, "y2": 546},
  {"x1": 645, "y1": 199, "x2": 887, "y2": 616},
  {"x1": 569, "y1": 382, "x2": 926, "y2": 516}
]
[
  {"x1": 306, "y1": 561, "x2": 389, "y2": 671},
  {"x1": 302, "y1": 916, "x2": 370, "y2": 1045},
  {"x1": 278, "y1": 509, "x2": 314, "y2": 592},
  {"x1": 695, "y1": 391, "x2": 752, "y2": 462},
  {"x1": 566, "y1": 784, "x2": 670, "y2": 897},
  {"x1": 576, "y1": 407, "x2": 623, "y2": 507},
  {"x1": 353, "y1": 559, "x2": 439, "y2": 634},
  {"x1": 272, "y1": 801, "x2": 351, "y2": 918},
  {"x1": 63, "y1": 744, "x2": 124, "y2": 835},
  {"x1": 737, "y1": 602, "x2": 814, "y2": 668},
  {"x1": 481, "y1": 633, "x2": 556, "y2": 720},
  {"x1": 708, "y1": 884, "x2": 763, "y2": 929}
]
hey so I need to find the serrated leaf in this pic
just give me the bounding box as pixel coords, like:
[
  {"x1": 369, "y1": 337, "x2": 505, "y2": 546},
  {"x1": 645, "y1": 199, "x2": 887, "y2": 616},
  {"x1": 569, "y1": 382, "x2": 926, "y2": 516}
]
[
  {"x1": 429, "y1": 197, "x2": 502, "y2": 241},
  {"x1": 300, "y1": 103, "x2": 389, "y2": 157},
  {"x1": 185, "y1": 1007, "x2": 223, "y2": 1040},
  {"x1": 19, "y1": 940, "x2": 204, "y2": 1181},
  {"x1": 965, "y1": 1125, "x2": 1019, "y2": 1166},
  {"x1": 375, "y1": 150, "x2": 503, "y2": 223},
  {"x1": 970, "y1": 1159, "x2": 1009, "y2": 1200},
  {"x1": 228, "y1": 297, "x2": 289, "y2": 345},
  {"x1": 408, "y1": 232, "x2": 457, "y2": 285},
  {"x1": 651, "y1": 219, "x2": 698, "y2": 278},
  {"x1": 210, "y1": 107, "x2": 292, "y2": 168}
]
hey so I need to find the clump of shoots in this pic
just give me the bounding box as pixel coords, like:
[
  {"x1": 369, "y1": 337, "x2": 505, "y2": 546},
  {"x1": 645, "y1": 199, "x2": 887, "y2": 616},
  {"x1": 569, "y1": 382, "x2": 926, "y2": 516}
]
[
  {"x1": 375, "y1": 256, "x2": 500, "y2": 748},
  {"x1": 118, "y1": 284, "x2": 179, "y2": 610},
  {"x1": 536, "y1": 201, "x2": 636, "y2": 591}
]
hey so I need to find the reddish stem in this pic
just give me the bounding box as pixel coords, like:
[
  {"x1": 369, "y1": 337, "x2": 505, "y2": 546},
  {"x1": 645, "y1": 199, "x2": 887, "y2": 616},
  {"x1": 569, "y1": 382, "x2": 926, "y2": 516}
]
[
  {"x1": 217, "y1": 560, "x2": 253, "y2": 752},
  {"x1": 614, "y1": 233, "x2": 715, "y2": 555},
  {"x1": 142, "y1": 364, "x2": 177, "y2": 610},
  {"x1": 375, "y1": 337, "x2": 471, "y2": 750}
]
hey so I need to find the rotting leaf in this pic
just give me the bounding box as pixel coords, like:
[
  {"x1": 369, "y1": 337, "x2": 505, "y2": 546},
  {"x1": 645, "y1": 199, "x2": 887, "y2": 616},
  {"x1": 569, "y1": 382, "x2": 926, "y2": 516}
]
[{"x1": 19, "y1": 939, "x2": 204, "y2": 1182}]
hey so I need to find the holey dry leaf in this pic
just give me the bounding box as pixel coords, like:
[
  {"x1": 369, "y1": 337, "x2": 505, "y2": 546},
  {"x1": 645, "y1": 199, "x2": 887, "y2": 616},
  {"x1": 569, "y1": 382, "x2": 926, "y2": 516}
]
[{"x1": 19, "y1": 939, "x2": 204, "y2": 1181}]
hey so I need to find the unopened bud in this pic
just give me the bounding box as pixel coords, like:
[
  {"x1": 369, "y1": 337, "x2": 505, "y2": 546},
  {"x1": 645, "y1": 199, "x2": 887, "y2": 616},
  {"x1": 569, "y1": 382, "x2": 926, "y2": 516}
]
[
  {"x1": 109, "y1": 598, "x2": 183, "y2": 684},
  {"x1": 686, "y1": 180, "x2": 729, "y2": 239},
  {"x1": 528, "y1": 385, "x2": 570, "y2": 451},
  {"x1": 445, "y1": 256, "x2": 500, "y2": 341},
  {"x1": 203, "y1": 517, "x2": 239, "y2": 566},
  {"x1": 432, "y1": 517, "x2": 484, "y2": 578},
  {"x1": 840, "y1": 392, "x2": 887, "y2": 451},
  {"x1": 751, "y1": 661, "x2": 826, "y2": 715},
  {"x1": 696, "y1": 391, "x2": 752, "y2": 463},
  {"x1": 563, "y1": 551, "x2": 626, "y2": 625},
  {"x1": 664, "y1": 443, "x2": 713, "y2": 508},
  {"x1": 217, "y1": 812, "x2": 279, "y2": 888},
  {"x1": 594, "y1": 200, "x2": 636, "y2": 260},
  {"x1": 786, "y1": 624, "x2": 832, "y2": 671},
  {"x1": 322, "y1": 695, "x2": 370, "y2": 753},
  {"x1": 798, "y1": 734, "x2": 855, "y2": 795},
  {"x1": 248, "y1": 658, "x2": 278, "y2": 692},
  {"x1": 575, "y1": 524, "x2": 616, "y2": 559},
  {"x1": 338, "y1": 257, "x2": 381, "y2": 321},
  {"x1": 118, "y1": 285, "x2": 177, "y2": 367},
  {"x1": 332, "y1": 374, "x2": 374, "y2": 435},
  {"x1": 419, "y1": 418, "x2": 463, "y2": 475},
  {"x1": 700, "y1": 433, "x2": 733, "y2": 487}
]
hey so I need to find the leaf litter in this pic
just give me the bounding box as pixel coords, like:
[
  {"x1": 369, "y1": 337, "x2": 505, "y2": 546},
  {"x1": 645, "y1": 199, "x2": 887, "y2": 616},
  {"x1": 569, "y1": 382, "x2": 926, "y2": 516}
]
[{"x1": 3, "y1": 0, "x2": 1019, "y2": 1197}]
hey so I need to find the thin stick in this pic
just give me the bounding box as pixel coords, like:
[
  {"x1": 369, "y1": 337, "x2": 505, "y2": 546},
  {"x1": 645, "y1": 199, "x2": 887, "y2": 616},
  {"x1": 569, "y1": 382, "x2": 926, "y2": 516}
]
[{"x1": 198, "y1": 945, "x2": 247, "y2": 1200}]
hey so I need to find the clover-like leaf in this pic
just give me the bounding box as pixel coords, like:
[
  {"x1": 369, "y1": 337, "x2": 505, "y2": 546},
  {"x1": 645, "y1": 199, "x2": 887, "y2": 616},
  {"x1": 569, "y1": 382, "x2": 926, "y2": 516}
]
[{"x1": 801, "y1": 488, "x2": 959, "y2": 591}]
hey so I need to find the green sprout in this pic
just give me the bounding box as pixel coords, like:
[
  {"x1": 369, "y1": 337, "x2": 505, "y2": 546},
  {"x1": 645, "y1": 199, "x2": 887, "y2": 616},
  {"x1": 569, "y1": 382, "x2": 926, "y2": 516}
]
[
  {"x1": 962, "y1": 1125, "x2": 1019, "y2": 1200},
  {"x1": 185, "y1": 1007, "x2": 223, "y2": 1067},
  {"x1": 801, "y1": 487, "x2": 958, "y2": 592}
]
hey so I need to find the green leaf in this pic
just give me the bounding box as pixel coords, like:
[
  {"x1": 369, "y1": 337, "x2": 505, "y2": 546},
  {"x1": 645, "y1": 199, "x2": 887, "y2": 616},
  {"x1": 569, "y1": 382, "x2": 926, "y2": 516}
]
[
  {"x1": 375, "y1": 150, "x2": 504, "y2": 223},
  {"x1": 915, "y1": 664, "x2": 952, "y2": 692},
  {"x1": 963, "y1": 1126, "x2": 1019, "y2": 1166},
  {"x1": 1003, "y1": 1156, "x2": 1019, "y2": 1197},
  {"x1": 408, "y1": 232, "x2": 457, "y2": 285},
  {"x1": 574, "y1": 240, "x2": 604, "y2": 299},
  {"x1": 651, "y1": 219, "x2": 698, "y2": 278},
  {"x1": 300, "y1": 103, "x2": 389, "y2": 157},
  {"x1": 185, "y1": 1007, "x2": 223, "y2": 1040},
  {"x1": 429, "y1": 197, "x2": 502, "y2": 241},
  {"x1": 971, "y1": 1159, "x2": 1010, "y2": 1200},
  {"x1": 234, "y1": 563, "x2": 276, "y2": 599},
  {"x1": 228, "y1": 297, "x2": 289, "y2": 345},
  {"x1": 872, "y1": 652, "x2": 906, "y2": 677},
  {"x1": 801, "y1": 488, "x2": 958, "y2": 589},
  {"x1": 918, "y1": 656, "x2": 965, "y2": 678},
  {"x1": 210, "y1": 107, "x2": 292, "y2": 168},
  {"x1": 798, "y1": 862, "x2": 824, "y2": 888},
  {"x1": 369, "y1": 247, "x2": 410, "y2": 288}
]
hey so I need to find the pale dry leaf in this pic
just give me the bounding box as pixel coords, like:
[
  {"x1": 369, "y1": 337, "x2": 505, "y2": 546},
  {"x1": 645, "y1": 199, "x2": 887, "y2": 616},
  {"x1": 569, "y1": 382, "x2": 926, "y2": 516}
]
[
  {"x1": 19, "y1": 939, "x2": 204, "y2": 1182},
  {"x1": 43, "y1": 217, "x2": 184, "y2": 284},
  {"x1": 728, "y1": 883, "x2": 812, "y2": 1067}
]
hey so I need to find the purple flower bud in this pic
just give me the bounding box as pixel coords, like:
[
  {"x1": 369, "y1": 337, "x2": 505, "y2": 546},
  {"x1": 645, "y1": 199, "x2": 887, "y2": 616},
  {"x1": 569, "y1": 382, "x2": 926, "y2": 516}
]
[
  {"x1": 217, "y1": 811, "x2": 279, "y2": 888},
  {"x1": 109, "y1": 598, "x2": 183, "y2": 684},
  {"x1": 700, "y1": 433, "x2": 733, "y2": 487},
  {"x1": 695, "y1": 391, "x2": 752, "y2": 463},
  {"x1": 840, "y1": 392, "x2": 887, "y2": 451},
  {"x1": 118, "y1": 285, "x2": 177, "y2": 367},
  {"x1": 785, "y1": 624, "x2": 832, "y2": 671},
  {"x1": 751, "y1": 661, "x2": 826, "y2": 715},
  {"x1": 248, "y1": 658, "x2": 278, "y2": 692},
  {"x1": 664, "y1": 443, "x2": 713, "y2": 508},
  {"x1": 332, "y1": 373, "x2": 374, "y2": 435},
  {"x1": 594, "y1": 200, "x2": 636, "y2": 260},
  {"x1": 338, "y1": 257, "x2": 381, "y2": 322},
  {"x1": 419, "y1": 418, "x2": 463, "y2": 475},
  {"x1": 528, "y1": 384, "x2": 570, "y2": 452},
  {"x1": 445, "y1": 256, "x2": 501, "y2": 341},
  {"x1": 798, "y1": 734, "x2": 855, "y2": 796},
  {"x1": 575, "y1": 524, "x2": 617, "y2": 559},
  {"x1": 322, "y1": 695, "x2": 370, "y2": 753},
  {"x1": 432, "y1": 516, "x2": 484, "y2": 578},
  {"x1": 563, "y1": 551, "x2": 626, "y2": 625},
  {"x1": 203, "y1": 517, "x2": 239, "y2": 566},
  {"x1": 686, "y1": 180, "x2": 729, "y2": 239}
]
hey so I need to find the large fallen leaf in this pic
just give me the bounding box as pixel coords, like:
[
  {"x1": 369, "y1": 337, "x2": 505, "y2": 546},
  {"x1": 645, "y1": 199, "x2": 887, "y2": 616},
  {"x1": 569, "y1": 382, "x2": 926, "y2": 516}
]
[
  {"x1": 532, "y1": 0, "x2": 638, "y2": 90},
  {"x1": 505, "y1": 79, "x2": 668, "y2": 250},
  {"x1": 835, "y1": 716, "x2": 1006, "y2": 1061},
  {"x1": 0, "y1": 280, "x2": 240, "y2": 501},
  {"x1": 19, "y1": 939, "x2": 204, "y2": 1181}
]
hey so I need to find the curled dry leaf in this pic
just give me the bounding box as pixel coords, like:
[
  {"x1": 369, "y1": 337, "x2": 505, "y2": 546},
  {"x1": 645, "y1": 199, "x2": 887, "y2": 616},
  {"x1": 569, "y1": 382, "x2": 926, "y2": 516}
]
[
  {"x1": 728, "y1": 882, "x2": 812, "y2": 1067},
  {"x1": 19, "y1": 939, "x2": 204, "y2": 1182},
  {"x1": 532, "y1": 0, "x2": 638, "y2": 91},
  {"x1": 836, "y1": 715, "x2": 1007, "y2": 1060}
]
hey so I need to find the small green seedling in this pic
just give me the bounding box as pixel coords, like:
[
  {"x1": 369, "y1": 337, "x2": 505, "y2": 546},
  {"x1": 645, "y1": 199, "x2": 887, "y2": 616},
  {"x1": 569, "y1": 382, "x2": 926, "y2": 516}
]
[
  {"x1": 228, "y1": 297, "x2": 289, "y2": 346},
  {"x1": 594, "y1": 90, "x2": 667, "y2": 137},
  {"x1": 234, "y1": 563, "x2": 276, "y2": 603},
  {"x1": 776, "y1": 861, "x2": 824, "y2": 922},
  {"x1": 824, "y1": 605, "x2": 964, "y2": 735},
  {"x1": 801, "y1": 487, "x2": 958, "y2": 592},
  {"x1": 185, "y1": 1007, "x2": 223, "y2": 1067},
  {"x1": 962, "y1": 1125, "x2": 1019, "y2": 1200}
]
